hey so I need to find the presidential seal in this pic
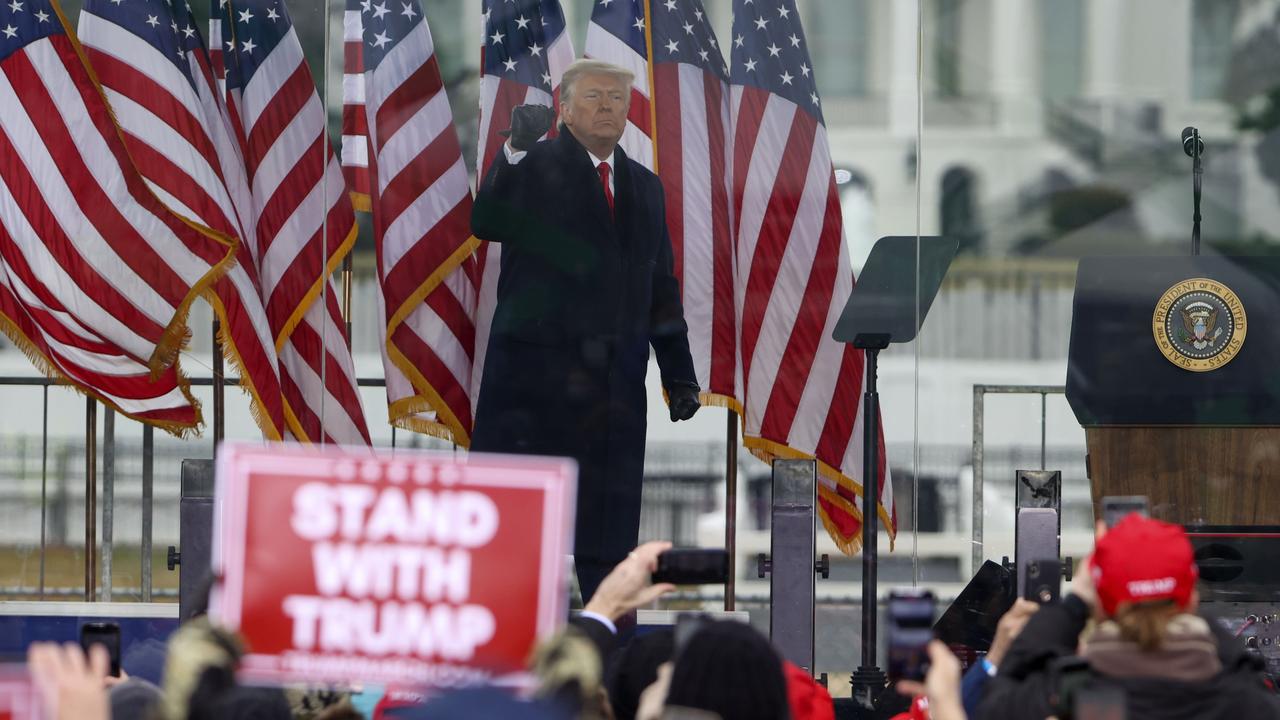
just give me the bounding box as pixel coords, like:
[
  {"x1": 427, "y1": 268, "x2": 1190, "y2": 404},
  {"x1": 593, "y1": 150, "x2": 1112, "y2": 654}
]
[{"x1": 1152, "y1": 278, "x2": 1247, "y2": 372}]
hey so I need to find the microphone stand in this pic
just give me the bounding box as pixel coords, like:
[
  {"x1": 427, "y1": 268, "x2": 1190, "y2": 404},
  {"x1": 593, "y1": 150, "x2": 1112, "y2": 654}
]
[{"x1": 1192, "y1": 128, "x2": 1202, "y2": 256}]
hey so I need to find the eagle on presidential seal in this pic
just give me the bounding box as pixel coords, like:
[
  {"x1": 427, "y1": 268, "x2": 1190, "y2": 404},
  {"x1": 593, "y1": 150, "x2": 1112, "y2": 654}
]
[{"x1": 1180, "y1": 301, "x2": 1223, "y2": 350}]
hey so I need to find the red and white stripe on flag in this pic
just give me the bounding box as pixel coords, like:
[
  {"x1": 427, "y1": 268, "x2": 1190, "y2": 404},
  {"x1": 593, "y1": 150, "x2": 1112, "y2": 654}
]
[
  {"x1": 78, "y1": 0, "x2": 287, "y2": 440},
  {"x1": 729, "y1": 0, "x2": 894, "y2": 554},
  {"x1": 217, "y1": 0, "x2": 370, "y2": 445},
  {"x1": 617, "y1": 0, "x2": 741, "y2": 410},
  {"x1": 343, "y1": 0, "x2": 479, "y2": 443},
  {"x1": 341, "y1": 6, "x2": 371, "y2": 212},
  {"x1": 473, "y1": 0, "x2": 575, "y2": 418},
  {"x1": 0, "y1": 3, "x2": 238, "y2": 435},
  {"x1": 584, "y1": 0, "x2": 653, "y2": 169}
]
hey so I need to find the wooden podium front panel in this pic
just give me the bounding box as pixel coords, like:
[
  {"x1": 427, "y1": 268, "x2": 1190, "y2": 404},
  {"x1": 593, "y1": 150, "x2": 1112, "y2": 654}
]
[{"x1": 1086, "y1": 427, "x2": 1280, "y2": 525}]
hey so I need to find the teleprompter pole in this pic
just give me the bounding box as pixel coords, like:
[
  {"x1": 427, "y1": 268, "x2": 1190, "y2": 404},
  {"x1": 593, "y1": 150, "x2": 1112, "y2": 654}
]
[{"x1": 850, "y1": 338, "x2": 888, "y2": 708}]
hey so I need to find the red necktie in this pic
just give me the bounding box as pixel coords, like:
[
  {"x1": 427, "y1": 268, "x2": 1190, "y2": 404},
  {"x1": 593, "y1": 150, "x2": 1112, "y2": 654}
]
[{"x1": 597, "y1": 161, "x2": 614, "y2": 213}]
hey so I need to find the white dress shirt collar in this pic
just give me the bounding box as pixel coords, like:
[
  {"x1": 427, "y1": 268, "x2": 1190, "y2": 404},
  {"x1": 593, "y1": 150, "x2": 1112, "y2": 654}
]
[{"x1": 588, "y1": 148, "x2": 616, "y2": 193}]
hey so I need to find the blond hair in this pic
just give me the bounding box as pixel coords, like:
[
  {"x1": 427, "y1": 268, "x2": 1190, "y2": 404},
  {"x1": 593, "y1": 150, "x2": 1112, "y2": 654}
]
[
  {"x1": 1113, "y1": 599, "x2": 1181, "y2": 652},
  {"x1": 559, "y1": 59, "x2": 635, "y2": 104}
]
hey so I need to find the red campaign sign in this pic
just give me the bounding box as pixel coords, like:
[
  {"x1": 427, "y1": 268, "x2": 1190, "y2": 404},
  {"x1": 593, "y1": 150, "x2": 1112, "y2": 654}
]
[
  {"x1": 0, "y1": 668, "x2": 41, "y2": 720},
  {"x1": 210, "y1": 443, "x2": 576, "y2": 688}
]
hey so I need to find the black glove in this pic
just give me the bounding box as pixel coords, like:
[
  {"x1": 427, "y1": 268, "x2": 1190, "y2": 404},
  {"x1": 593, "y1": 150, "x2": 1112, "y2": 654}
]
[
  {"x1": 500, "y1": 104, "x2": 556, "y2": 151},
  {"x1": 668, "y1": 385, "x2": 701, "y2": 422}
]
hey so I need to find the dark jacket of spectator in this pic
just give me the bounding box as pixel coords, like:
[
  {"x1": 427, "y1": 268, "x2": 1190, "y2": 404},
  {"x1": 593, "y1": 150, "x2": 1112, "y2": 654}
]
[
  {"x1": 976, "y1": 594, "x2": 1280, "y2": 720},
  {"x1": 607, "y1": 629, "x2": 674, "y2": 720}
]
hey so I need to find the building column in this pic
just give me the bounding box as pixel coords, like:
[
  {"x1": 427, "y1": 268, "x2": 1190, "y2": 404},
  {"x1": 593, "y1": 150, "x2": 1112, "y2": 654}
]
[
  {"x1": 991, "y1": 0, "x2": 1041, "y2": 134},
  {"x1": 888, "y1": 0, "x2": 920, "y2": 138},
  {"x1": 1083, "y1": 0, "x2": 1125, "y2": 100}
]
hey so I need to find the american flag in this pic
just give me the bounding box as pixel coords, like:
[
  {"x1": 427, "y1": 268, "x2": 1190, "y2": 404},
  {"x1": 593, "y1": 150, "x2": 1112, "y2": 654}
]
[
  {"x1": 217, "y1": 0, "x2": 370, "y2": 445},
  {"x1": 78, "y1": 0, "x2": 286, "y2": 440},
  {"x1": 584, "y1": 0, "x2": 654, "y2": 168},
  {"x1": 342, "y1": 0, "x2": 479, "y2": 443},
  {"x1": 587, "y1": 0, "x2": 739, "y2": 410},
  {"x1": 473, "y1": 0, "x2": 574, "y2": 415},
  {"x1": 0, "y1": 0, "x2": 237, "y2": 435},
  {"x1": 730, "y1": 0, "x2": 894, "y2": 553}
]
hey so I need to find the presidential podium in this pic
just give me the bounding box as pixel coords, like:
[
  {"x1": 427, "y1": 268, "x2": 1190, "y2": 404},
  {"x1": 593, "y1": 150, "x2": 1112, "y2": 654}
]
[{"x1": 1066, "y1": 256, "x2": 1280, "y2": 525}]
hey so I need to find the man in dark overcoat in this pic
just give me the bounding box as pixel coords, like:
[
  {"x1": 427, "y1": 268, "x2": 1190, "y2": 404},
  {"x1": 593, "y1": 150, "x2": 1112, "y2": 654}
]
[{"x1": 470, "y1": 59, "x2": 701, "y2": 599}]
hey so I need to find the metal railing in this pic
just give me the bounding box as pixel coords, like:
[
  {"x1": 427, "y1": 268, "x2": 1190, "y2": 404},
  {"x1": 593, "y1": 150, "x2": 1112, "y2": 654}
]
[
  {"x1": 0, "y1": 374, "x2": 742, "y2": 603},
  {"x1": 969, "y1": 383, "x2": 1068, "y2": 573},
  {"x1": 3, "y1": 376, "x2": 1085, "y2": 603},
  {"x1": 0, "y1": 374, "x2": 418, "y2": 603}
]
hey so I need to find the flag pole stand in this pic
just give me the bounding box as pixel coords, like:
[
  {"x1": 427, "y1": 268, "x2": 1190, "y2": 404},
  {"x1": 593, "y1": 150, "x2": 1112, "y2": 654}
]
[
  {"x1": 849, "y1": 338, "x2": 887, "y2": 709},
  {"x1": 212, "y1": 318, "x2": 224, "y2": 455},
  {"x1": 725, "y1": 408, "x2": 738, "y2": 611},
  {"x1": 341, "y1": 254, "x2": 353, "y2": 348}
]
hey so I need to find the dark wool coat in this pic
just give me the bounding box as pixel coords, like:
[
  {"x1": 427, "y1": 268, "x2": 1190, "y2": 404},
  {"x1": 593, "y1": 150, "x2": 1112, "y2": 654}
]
[{"x1": 469, "y1": 129, "x2": 698, "y2": 568}]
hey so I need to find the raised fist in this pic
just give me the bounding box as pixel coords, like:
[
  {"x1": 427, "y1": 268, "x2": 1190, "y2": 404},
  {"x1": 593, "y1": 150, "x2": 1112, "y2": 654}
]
[{"x1": 501, "y1": 104, "x2": 556, "y2": 151}]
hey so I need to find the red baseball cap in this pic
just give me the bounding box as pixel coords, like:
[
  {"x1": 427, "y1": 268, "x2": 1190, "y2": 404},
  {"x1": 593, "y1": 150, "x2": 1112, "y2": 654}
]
[{"x1": 1090, "y1": 514, "x2": 1198, "y2": 616}]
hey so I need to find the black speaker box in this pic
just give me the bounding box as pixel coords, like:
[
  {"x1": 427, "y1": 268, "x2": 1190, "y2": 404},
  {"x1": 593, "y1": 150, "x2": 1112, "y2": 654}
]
[{"x1": 1186, "y1": 526, "x2": 1280, "y2": 602}]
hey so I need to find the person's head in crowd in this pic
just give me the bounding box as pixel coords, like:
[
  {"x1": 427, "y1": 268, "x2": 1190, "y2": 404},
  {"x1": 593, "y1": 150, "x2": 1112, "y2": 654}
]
[
  {"x1": 607, "y1": 630, "x2": 674, "y2": 720},
  {"x1": 399, "y1": 687, "x2": 571, "y2": 720},
  {"x1": 531, "y1": 626, "x2": 610, "y2": 719},
  {"x1": 108, "y1": 676, "x2": 163, "y2": 719},
  {"x1": 157, "y1": 617, "x2": 290, "y2": 720},
  {"x1": 156, "y1": 617, "x2": 241, "y2": 720},
  {"x1": 284, "y1": 686, "x2": 352, "y2": 720},
  {"x1": 663, "y1": 620, "x2": 790, "y2": 720},
  {"x1": 1089, "y1": 514, "x2": 1199, "y2": 650},
  {"x1": 310, "y1": 702, "x2": 365, "y2": 720}
]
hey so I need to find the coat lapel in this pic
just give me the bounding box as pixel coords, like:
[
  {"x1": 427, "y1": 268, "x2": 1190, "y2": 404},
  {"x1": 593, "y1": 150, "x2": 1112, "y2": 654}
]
[
  {"x1": 612, "y1": 144, "x2": 635, "y2": 247},
  {"x1": 556, "y1": 131, "x2": 622, "y2": 243}
]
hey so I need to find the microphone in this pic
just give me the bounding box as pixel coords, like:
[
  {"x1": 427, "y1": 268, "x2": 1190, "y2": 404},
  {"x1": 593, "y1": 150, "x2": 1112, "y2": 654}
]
[{"x1": 1182, "y1": 126, "x2": 1204, "y2": 158}]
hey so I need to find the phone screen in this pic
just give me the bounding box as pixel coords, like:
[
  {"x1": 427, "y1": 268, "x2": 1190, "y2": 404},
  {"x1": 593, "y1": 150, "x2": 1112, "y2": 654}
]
[
  {"x1": 886, "y1": 590, "x2": 935, "y2": 681},
  {"x1": 1102, "y1": 496, "x2": 1149, "y2": 529},
  {"x1": 79, "y1": 622, "x2": 121, "y2": 677}
]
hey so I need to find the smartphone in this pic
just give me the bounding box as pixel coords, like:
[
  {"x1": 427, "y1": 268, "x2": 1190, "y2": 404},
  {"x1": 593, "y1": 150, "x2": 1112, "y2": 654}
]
[
  {"x1": 79, "y1": 622, "x2": 121, "y2": 677},
  {"x1": 652, "y1": 548, "x2": 729, "y2": 585},
  {"x1": 1102, "y1": 496, "x2": 1149, "y2": 529},
  {"x1": 1075, "y1": 684, "x2": 1127, "y2": 720},
  {"x1": 886, "y1": 589, "x2": 935, "y2": 682}
]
